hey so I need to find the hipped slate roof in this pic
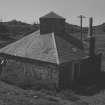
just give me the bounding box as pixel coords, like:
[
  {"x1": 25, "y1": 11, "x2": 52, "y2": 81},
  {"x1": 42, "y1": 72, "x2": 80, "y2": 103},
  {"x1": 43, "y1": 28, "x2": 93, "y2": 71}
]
[
  {"x1": 0, "y1": 30, "x2": 85, "y2": 64},
  {"x1": 40, "y1": 11, "x2": 65, "y2": 19}
]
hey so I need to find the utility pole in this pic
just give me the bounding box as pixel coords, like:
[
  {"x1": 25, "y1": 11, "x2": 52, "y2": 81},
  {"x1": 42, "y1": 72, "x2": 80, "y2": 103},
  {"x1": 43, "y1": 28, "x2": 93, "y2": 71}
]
[
  {"x1": 89, "y1": 17, "x2": 93, "y2": 37},
  {"x1": 78, "y1": 15, "x2": 86, "y2": 41},
  {"x1": 88, "y1": 17, "x2": 95, "y2": 56},
  {"x1": 0, "y1": 16, "x2": 3, "y2": 24}
]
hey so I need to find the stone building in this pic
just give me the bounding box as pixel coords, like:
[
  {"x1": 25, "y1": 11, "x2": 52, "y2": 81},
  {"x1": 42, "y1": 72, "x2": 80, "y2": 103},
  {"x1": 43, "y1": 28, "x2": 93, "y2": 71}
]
[{"x1": 0, "y1": 12, "x2": 101, "y2": 89}]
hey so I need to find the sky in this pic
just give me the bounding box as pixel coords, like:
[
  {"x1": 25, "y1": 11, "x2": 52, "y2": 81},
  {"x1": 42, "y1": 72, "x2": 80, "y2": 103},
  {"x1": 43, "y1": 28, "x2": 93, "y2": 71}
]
[{"x1": 0, "y1": 0, "x2": 105, "y2": 26}]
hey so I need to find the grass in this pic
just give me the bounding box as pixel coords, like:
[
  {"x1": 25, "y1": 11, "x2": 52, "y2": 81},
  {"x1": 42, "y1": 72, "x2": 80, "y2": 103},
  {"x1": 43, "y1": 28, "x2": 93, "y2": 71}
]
[
  {"x1": 1, "y1": 64, "x2": 105, "y2": 105},
  {"x1": 0, "y1": 81, "x2": 62, "y2": 105},
  {"x1": 2, "y1": 80, "x2": 105, "y2": 105}
]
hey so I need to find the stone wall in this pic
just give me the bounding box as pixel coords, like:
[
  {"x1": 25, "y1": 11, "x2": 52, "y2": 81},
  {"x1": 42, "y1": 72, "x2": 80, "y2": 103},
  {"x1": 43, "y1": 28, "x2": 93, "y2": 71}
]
[{"x1": 0, "y1": 59, "x2": 59, "y2": 89}]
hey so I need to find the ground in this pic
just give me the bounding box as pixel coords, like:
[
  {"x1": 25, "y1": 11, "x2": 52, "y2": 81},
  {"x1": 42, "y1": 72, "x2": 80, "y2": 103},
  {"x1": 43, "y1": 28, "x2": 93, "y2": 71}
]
[
  {"x1": 0, "y1": 81, "x2": 61, "y2": 105},
  {"x1": 0, "y1": 81, "x2": 105, "y2": 105}
]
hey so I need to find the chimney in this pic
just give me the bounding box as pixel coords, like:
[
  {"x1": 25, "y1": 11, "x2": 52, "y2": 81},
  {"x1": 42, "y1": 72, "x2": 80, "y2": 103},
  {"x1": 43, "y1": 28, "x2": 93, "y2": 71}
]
[
  {"x1": 39, "y1": 12, "x2": 66, "y2": 35},
  {"x1": 88, "y1": 17, "x2": 95, "y2": 56}
]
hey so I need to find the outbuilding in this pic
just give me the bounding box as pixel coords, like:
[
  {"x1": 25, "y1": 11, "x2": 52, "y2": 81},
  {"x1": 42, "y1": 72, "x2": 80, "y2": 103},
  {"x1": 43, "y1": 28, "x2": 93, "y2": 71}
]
[{"x1": 0, "y1": 12, "x2": 101, "y2": 89}]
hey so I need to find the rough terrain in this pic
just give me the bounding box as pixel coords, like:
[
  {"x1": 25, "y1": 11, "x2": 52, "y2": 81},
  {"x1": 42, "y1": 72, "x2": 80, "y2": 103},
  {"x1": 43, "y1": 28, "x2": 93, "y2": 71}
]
[{"x1": 0, "y1": 81, "x2": 105, "y2": 105}]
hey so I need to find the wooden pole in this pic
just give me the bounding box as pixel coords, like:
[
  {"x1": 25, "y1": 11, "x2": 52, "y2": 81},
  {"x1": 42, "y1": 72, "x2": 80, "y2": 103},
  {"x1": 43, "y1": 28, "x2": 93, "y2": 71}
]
[
  {"x1": 80, "y1": 16, "x2": 83, "y2": 41},
  {"x1": 89, "y1": 17, "x2": 95, "y2": 56},
  {"x1": 78, "y1": 15, "x2": 85, "y2": 41},
  {"x1": 89, "y1": 17, "x2": 93, "y2": 37}
]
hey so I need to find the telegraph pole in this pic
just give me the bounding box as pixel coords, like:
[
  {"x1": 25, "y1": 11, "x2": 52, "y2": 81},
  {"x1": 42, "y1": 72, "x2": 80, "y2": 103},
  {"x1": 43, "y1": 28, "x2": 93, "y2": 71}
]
[
  {"x1": 88, "y1": 17, "x2": 95, "y2": 56},
  {"x1": 78, "y1": 15, "x2": 86, "y2": 41},
  {"x1": 0, "y1": 16, "x2": 3, "y2": 24}
]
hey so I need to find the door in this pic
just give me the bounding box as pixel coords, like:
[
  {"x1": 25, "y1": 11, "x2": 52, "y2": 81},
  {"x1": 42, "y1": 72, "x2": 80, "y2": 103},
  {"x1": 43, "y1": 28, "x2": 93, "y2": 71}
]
[{"x1": 74, "y1": 63, "x2": 80, "y2": 81}]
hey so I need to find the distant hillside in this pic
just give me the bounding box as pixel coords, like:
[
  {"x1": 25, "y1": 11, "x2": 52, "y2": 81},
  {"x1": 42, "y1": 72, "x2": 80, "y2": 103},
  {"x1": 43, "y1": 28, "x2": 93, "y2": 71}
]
[
  {"x1": 65, "y1": 22, "x2": 105, "y2": 42},
  {"x1": 66, "y1": 22, "x2": 105, "y2": 35},
  {"x1": 0, "y1": 20, "x2": 39, "y2": 48},
  {"x1": 0, "y1": 19, "x2": 105, "y2": 48},
  {"x1": 0, "y1": 20, "x2": 39, "y2": 40},
  {"x1": 93, "y1": 23, "x2": 105, "y2": 34},
  {"x1": 65, "y1": 23, "x2": 81, "y2": 33},
  {"x1": 0, "y1": 21, "x2": 82, "y2": 41},
  {"x1": 1, "y1": 20, "x2": 105, "y2": 41}
]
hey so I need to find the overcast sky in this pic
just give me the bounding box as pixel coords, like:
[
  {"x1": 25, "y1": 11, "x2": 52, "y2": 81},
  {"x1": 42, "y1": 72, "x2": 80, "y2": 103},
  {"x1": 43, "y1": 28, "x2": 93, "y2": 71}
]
[{"x1": 0, "y1": 0, "x2": 105, "y2": 26}]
